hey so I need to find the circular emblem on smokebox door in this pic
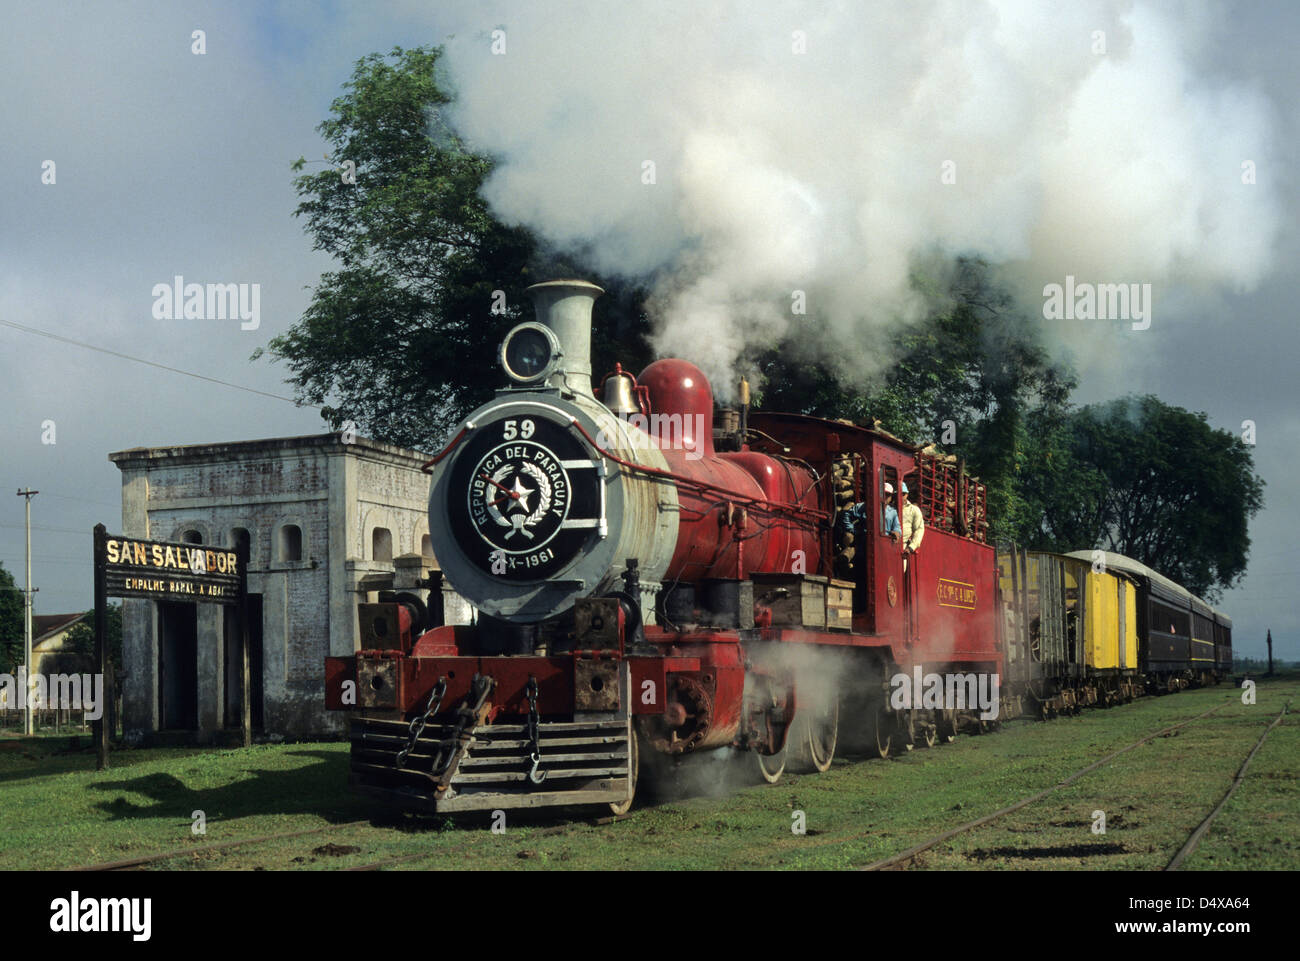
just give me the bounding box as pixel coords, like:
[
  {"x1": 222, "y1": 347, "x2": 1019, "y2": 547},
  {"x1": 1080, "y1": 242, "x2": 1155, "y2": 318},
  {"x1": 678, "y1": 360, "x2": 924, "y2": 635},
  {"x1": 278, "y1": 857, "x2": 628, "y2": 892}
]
[
  {"x1": 887, "y1": 576, "x2": 898, "y2": 607},
  {"x1": 449, "y1": 415, "x2": 599, "y2": 582},
  {"x1": 469, "y1": 439, "x2": 568, "y2": 552}
]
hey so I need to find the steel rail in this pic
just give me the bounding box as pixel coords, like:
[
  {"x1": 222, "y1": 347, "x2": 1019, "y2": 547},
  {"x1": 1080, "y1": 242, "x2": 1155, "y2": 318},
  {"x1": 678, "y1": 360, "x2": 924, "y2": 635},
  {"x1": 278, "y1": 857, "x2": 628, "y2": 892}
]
[
  {"x1": 858, "y1": 699, "x2": 1232, "y2": 871},
  {"x1": 1165, "y1": 698, "x2": 1291, "y2": 871}
]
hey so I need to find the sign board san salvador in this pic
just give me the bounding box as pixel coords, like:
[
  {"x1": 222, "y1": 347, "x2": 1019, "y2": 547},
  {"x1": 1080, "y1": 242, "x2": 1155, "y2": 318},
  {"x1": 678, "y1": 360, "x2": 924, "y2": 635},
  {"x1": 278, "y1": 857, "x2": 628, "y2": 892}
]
[{"x1": 103, "y1": 535, "x2": 241, "y2": 605}]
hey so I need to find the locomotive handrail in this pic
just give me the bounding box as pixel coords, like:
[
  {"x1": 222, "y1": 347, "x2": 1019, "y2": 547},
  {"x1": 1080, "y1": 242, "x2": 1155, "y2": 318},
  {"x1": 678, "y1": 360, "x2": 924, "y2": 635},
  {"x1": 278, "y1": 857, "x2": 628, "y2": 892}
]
[
  {"x1": 565, "y1": 417, "x2": 830, "y2": 520},
  {"x1": 420, "y1": 424, "x2": 472, "y2": 474}
]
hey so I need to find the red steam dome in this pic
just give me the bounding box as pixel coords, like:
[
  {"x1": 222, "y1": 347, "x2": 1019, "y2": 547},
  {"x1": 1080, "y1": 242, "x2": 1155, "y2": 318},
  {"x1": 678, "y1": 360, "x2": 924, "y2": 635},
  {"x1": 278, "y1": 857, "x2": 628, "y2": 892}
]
[{"x1": 638, "y1": 358, "x2": 714, "y2": 457}]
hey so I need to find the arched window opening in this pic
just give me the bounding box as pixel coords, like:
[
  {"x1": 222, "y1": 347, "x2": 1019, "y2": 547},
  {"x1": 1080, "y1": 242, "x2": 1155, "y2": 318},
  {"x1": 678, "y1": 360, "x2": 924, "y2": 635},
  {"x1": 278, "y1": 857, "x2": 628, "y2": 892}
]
[
  {"x1": 279, "y1": 524, "x2": 303, "y2": 562},
  {"x1": 372, "y1": 528, "x2": 393, "y2": 563}
]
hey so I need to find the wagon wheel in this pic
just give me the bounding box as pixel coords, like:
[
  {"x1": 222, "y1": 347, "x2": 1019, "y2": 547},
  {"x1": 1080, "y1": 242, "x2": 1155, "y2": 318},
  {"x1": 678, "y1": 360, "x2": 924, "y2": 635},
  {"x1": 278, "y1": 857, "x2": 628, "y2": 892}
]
[
  {"x1": 755, "y1": 742, "x2": 787, "y2": 783},
  {"x1": 608, "y1": 727, "x2": 640, "y2": 816},
  {"x1": 870, "y1": 706, "x2": 892, "y2": 759},
  {"x1": 807, "y1": 697, "x2": 839, "y2": 773},
  {"x1": 784, "y1": 711, "x2": 814, "y2": 774}
]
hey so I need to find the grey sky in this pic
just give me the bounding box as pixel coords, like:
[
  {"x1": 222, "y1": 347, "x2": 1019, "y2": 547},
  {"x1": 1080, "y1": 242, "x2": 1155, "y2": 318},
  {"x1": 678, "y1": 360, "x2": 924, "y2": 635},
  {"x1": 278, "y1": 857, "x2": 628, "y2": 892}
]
[{"x1": 1, "y1": 1, "x2": 1295, "y2": 659}]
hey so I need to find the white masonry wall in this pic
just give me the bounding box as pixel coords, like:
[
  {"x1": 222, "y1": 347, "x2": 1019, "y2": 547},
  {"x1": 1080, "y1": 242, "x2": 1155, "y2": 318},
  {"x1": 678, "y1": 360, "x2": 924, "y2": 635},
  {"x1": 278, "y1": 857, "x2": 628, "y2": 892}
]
[{"x1": 112, "y1": 434, "x2": 449, "y2": 741}]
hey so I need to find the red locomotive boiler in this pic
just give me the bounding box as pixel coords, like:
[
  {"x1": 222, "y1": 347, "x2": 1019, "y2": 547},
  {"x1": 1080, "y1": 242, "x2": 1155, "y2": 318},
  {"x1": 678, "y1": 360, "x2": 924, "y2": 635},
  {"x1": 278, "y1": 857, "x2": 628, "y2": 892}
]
[{"x1": 324, "y1": 280, "x2": 1002, "y2": 813}]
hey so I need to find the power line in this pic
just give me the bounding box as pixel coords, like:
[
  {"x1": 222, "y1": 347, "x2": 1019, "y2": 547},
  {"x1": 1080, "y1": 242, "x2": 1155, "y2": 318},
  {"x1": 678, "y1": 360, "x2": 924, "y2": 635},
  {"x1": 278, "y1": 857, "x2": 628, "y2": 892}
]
[
  {"x1": 0, "y1": 551, "x2": 91, "y2": 562},
  {"x1": 0, "y1": 317, "x2": 322, "y2": 411},
  {"x1": 28, "y1": 491, "x2": 121, "y2": 510},
  {"x1": 0, "y1": 557, "x2": 90, "y2": 567},
  {"x1": 0, "y1": 488, "x2": 119, "y2": 511},
  {"x1": 0, "y1": 523, "x2": 92, "y2": 535}
]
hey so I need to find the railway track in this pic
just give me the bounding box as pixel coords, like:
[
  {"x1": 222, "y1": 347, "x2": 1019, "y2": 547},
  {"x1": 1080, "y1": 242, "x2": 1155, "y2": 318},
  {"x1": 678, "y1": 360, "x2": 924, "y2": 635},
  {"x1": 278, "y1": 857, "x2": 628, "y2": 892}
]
[
  {"x1": 858, "y1": 698, "x2": 1234, "y2": 870},
  {"x1": 64, "y1": 690, "x2": 1285, "y2": 872},
  {"x1": 1165, "y1": 698, "x2": 1291, "y2": 871},
  {"x1": 337, "y1": 690, "x2": 1246, "y2": 871}
]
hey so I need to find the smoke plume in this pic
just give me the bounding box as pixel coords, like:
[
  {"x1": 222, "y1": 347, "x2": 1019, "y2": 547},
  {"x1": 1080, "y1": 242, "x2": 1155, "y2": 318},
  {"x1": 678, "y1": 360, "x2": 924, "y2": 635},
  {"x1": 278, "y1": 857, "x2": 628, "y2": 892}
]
[{"x1": 442, "y1": 0, "x2": 1279, "y2": 392}]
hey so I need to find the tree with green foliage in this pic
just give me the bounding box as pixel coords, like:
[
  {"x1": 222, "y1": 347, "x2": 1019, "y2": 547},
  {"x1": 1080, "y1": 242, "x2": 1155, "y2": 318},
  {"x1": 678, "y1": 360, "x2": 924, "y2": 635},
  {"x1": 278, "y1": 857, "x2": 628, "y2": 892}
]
[
  {"x1": 63, "y1": 603, "x2": 124, "y2": 674},
  {"x1": 0, "y1": 563, "x2": 23, "y2": 673},
  {"x1": 1025, "y1": 396, "x2": 1262, "y2": 600},
  {"x1": 259, "y1": 46, "x2": 652, "y2": 450}
]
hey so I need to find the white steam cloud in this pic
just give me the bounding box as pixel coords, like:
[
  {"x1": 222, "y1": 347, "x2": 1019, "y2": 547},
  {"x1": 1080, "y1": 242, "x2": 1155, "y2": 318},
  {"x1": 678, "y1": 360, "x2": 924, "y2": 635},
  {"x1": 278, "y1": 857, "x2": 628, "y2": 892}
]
[{"x1": 443, "y1": 0, "x2": 1279, "y2": 392}]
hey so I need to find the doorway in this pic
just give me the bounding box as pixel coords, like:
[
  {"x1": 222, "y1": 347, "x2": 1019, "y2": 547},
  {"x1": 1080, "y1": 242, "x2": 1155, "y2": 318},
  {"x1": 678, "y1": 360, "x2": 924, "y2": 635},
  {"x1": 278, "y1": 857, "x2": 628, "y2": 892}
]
[
  {"x1": 158, "y1": 601, "x2": 198, "y2": 730},
  {"x1": 224, "y1": 595, "x2": 265, "y2": 730}
]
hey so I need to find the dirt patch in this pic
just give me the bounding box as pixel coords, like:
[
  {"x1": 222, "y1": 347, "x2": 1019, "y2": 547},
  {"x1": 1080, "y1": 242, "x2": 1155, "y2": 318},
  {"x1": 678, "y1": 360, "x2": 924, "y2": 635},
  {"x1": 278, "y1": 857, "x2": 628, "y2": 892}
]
[
  {"x1": 967, "y1": 842, "x2": 1128, "y2": 861},
  {"x1": 312, "y1": 843, "x2": 361, "y2": 857}
]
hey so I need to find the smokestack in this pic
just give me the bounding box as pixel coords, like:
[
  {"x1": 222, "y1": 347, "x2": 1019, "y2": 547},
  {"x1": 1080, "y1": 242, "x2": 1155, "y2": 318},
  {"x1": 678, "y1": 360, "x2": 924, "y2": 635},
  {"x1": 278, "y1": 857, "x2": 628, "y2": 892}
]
[{"x1": 526, "y1": 279, "x2": 604, "y2": 396}]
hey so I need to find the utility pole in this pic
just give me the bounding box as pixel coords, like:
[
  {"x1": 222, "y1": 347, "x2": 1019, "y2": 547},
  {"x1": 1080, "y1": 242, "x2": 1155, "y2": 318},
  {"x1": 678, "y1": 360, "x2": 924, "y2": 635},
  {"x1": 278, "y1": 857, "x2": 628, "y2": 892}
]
[
  {"x1": 1266, "y1": 628, "x2": 1273, "y2": 676},
  {"x1": 16, "y1": 489, "x2": 38, "y2": 736}
]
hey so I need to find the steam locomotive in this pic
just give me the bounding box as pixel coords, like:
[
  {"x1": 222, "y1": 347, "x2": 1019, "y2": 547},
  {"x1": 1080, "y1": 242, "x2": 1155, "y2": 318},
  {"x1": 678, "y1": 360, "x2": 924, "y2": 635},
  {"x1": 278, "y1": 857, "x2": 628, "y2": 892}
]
[{"x1": 323, "y1": 280, "x2": 1230, "y2": 815}]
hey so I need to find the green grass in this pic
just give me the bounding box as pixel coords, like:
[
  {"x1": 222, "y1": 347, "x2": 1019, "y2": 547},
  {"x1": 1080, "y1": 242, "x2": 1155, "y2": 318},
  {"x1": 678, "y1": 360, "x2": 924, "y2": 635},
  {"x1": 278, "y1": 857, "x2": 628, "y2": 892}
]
[
  {"x1": 0, "y1": 675, "x2": 1294, "y2": 870},
  {"x1": 907, "y1": 678, "x2": 1298, "y2": 869},
  {"x1": 0, "y1": 739, "x2": 369, "y2": 869},
  {"x1": 1182, "y1": 697, "x2": 1299, "y2": 871}
]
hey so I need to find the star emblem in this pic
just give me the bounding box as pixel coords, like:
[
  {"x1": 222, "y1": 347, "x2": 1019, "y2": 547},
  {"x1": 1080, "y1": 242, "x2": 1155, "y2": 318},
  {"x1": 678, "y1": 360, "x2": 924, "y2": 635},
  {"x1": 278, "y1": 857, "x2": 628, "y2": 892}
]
[{"x1": 508, "y1": 476, "x2": 533, "y2": 513}]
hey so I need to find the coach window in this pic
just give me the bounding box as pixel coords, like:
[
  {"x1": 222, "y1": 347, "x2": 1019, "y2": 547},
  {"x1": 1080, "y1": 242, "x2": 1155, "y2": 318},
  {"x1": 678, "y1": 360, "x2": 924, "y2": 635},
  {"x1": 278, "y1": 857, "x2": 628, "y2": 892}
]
[
  {"x1": 880, "y1": 466, "x2": 899, "y2": 534},
  {"x1": 182, "y1": 529, "x2": 202, "y2": 544},
  {"x1": 372, "y1": 527, "x2": 394, "y2": 563},
  {"x1": 279, "y1": 524, "x2": 303, "y2": 562}
]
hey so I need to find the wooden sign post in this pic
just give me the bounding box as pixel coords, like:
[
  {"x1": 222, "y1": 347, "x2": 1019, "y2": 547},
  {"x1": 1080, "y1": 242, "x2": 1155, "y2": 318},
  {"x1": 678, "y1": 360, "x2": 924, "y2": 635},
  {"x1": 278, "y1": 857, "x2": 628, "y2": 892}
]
[
  {"x1": 92, "y1": 524, "x2": 109, "y2": 771},
  {"x1": 237, "y1": 539, "x2": 251, "y2": 748}
]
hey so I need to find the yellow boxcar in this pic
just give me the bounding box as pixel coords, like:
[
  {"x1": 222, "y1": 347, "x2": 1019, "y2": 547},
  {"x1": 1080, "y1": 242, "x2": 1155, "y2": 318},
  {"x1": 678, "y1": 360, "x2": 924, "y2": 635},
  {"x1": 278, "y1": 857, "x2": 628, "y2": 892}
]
[
  {"x1": 1080, "y1": 568, "x2": 1137, "y2": 672},
  {"x1": 1083, "y1": 568, "x2": 1112, "y2": 670},
  {"x1": 1121, "y1": 576, "x2": 1137, "y2": 670}
]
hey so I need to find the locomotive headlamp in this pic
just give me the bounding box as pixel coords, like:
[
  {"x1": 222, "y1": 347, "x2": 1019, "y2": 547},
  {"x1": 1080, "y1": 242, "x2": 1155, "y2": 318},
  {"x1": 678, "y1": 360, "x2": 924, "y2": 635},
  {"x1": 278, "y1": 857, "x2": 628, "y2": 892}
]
[{"x1": 500, "y1": 322, "x2": 562, "y2": 384}]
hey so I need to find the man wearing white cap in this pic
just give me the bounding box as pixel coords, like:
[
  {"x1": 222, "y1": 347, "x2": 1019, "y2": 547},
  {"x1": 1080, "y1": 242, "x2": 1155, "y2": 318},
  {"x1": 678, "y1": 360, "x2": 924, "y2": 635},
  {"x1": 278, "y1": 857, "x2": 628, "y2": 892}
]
[
  {"x1": 882, "y1": 482, "x2": 900, "y2": 542},
  {"x1": 900, "y1": 481, "x2": 924, "y2": 570}
]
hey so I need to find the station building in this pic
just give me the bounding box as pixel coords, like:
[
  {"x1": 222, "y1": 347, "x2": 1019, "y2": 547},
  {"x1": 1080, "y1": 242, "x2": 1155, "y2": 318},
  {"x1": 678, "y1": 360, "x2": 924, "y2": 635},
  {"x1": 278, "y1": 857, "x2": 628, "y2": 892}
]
[
  {"x1": 109, "y1": 433, "x2": 470, "y2": 742},
  {"x1": 30, "y1": 612, "x2": 93, "y2": 676}
]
